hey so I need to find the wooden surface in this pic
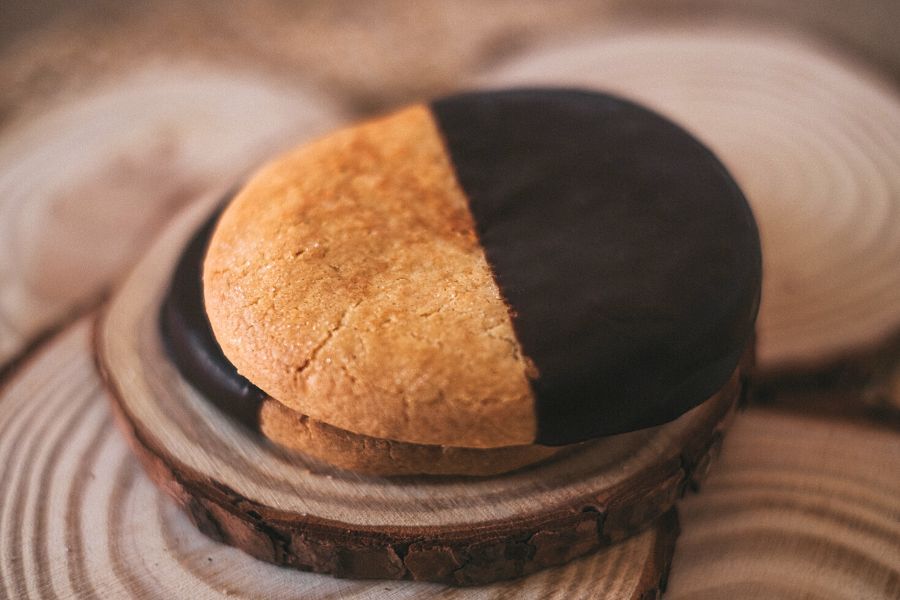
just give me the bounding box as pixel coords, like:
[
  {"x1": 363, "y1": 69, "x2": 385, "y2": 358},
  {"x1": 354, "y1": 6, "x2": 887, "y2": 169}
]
[
  {"x1": 5, "y1": 323, "x2": 898, "y2": 598},
  {"x1": 1, "y1": 2, "x2": 900, "y2": 597},
  {"x1": 667, "y1": 408, "x2": 900, "y2": 599},
  {"x1": 480, "y1": 26, "x2": 900, "y2": 380},
  {"x1": 94, "y1": 194, "x2": 738, "y2": 585},
  {"x1": 0, "y1": 66, "x2": 342, "y2": 368},
  {"x1": 0, "y1": 319, "x2": 677, "y2": 599},
  {"x1": 3, "y1": 0, "x2": 900, "y2": 125}
]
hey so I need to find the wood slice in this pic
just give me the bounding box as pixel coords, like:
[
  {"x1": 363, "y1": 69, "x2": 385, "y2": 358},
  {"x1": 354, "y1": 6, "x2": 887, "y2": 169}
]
[
  {"x1": 94, "y1": 193, "x2": 741, "y2": 585},
  {"x1": 0, "y1": 65, "x2": 343, "y2": 368},
  {"x1": 666, "y1": 407, "x2": 900, "y2": 598},
  {"x1": 750, "y1": 335, "x2": 900, "y2": 427},
  {"x1": 480, "y1": 26, "x2": 900, "y2": 379},
  {"x1": 0, "y1": 318, "x2": 677, "y2": 599}
]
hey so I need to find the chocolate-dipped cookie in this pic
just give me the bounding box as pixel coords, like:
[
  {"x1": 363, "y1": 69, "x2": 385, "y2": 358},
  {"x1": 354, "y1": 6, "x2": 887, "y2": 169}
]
[{"x1": 197, "y1": 88, "x2": 760, "y2": 449}]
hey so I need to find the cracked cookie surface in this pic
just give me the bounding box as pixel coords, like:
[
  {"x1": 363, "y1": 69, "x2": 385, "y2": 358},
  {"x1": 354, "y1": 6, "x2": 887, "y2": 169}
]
[{"x1": 204, "y1": 105, "x2": 537, "y2": 448}]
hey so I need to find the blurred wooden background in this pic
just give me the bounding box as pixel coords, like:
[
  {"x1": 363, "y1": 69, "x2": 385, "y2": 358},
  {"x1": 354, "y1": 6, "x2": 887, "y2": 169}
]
[
  {"x1": 2, "y1": 0, "x2": 900, "y2": 124},
  {"x1": 1, "y1": 2, "x2": 899, "y2": 599}
]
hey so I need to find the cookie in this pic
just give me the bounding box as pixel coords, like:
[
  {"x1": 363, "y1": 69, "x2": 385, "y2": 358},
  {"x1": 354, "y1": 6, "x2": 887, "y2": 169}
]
[
  {"x1": 260, "y1": 399, "x2": 564, "y2": 477},
  {"x1": 201, "y1": 88, "x2": 761, "y2": 448}
]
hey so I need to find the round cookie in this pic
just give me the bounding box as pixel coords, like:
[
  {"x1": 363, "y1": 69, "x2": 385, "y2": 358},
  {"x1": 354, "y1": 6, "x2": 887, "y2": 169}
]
[
  {"x1": 260, "y1": 399, "x2": 564, "y2": 477},
  {"x1": 203, "y1": 88, "x2": 761, "y2": 448}
]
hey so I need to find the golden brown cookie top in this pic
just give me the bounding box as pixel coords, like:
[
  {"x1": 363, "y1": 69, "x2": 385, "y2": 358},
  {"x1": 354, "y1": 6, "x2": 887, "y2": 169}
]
[
  {"x1": 202, "y1": 89, "x2": 760, "y2": 448},
  {"x1": 204, "y1": 104, "x2": 537, "y2": 447}
]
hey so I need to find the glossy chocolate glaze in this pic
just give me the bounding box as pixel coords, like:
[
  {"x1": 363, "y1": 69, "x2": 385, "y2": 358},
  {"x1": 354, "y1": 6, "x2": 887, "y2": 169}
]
[
  {"x1": 160, "y1": 199, "x2": 265, "y2": 428},
  {"x1": 432, "y1": 89, "x2": 761, "y2": 444}
]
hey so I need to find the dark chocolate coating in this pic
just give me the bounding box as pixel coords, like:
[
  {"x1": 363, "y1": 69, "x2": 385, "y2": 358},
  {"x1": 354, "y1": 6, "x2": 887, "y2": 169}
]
[
  {"x1": 160, "y1": 200, "x2": 265, "y2": 427},
  {"x1": 431, "y1": 89, "x2": 760, "y2": 444}
]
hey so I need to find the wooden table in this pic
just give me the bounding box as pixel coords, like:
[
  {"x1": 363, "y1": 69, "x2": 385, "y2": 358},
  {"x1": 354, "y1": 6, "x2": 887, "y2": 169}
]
[{"x1": 1, "y1": 2, "x2": 899, "y2": 598}]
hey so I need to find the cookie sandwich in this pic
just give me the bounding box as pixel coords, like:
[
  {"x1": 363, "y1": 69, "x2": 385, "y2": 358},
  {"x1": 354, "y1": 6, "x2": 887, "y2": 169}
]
[{"x1": 161, "y1": 88, "x2": 761, "y2": 477}]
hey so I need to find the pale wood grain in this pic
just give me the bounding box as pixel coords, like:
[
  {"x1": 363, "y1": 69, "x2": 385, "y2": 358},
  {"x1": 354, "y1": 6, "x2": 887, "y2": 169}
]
[
  {"x1": 0, "y1": 66, "x2": 343, "y2": 368},
  {"x1": 4, "y1": 0, "x2": 900, "y2": 126},
  {"x1": 480, "y1": 26, "x2": 900, "y2": 379},
  {"x1": 5, "y1": 321, "x2": 897, "y2": 598},
  {"x1": 667, "y1": 408, "x2": 900, "y2": 599},
  {"x1": 0, "y1": 319, "x2": 676, "y2": 599}
]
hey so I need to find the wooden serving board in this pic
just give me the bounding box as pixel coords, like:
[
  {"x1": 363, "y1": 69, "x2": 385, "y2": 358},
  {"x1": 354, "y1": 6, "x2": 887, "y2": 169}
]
[
  {"x1": 0, "y1": 318, "x2": 677, "y2": 599},
  {"x1": 93, "y1": 192, "x2": 739, "y2": 586}
]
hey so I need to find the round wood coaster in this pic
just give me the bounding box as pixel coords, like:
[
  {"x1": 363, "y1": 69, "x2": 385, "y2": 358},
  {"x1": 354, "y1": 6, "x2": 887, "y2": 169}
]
[
  {"x1": 1, "y1": 319, "x2": 677, "y2": 599},
  {"x1": 480, "y1": 26, "x2": 900, "y2": 379},
  {"x1": 667, "y1": 407, "x2": 900, "y2": 598},
  {"x1": 0, "y1": 65, "x2": 342, "y2": 368},
  {"x1": 94, "y1": 194, "x2": 740, "y2": 585}
]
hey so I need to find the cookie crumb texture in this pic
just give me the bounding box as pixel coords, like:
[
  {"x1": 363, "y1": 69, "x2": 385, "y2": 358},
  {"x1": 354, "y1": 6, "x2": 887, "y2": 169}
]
[{"x1": 204, "y1": 105, "x2": 537, "y2": 448}]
